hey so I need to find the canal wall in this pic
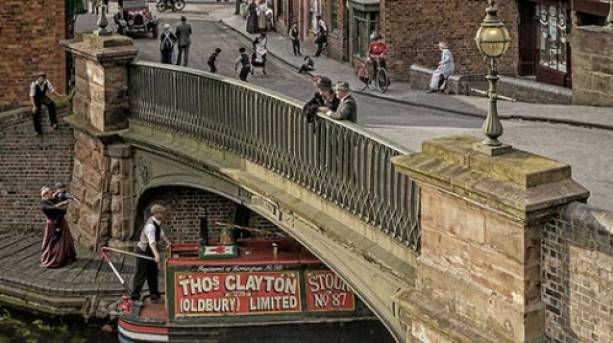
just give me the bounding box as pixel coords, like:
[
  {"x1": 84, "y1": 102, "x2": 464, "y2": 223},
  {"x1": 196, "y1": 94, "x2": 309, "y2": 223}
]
[
  {"x1": 0, "y1": 105, "x2": 74, "y2": 232},
  {"x1": 137, "y1": 185, "x2": 280, "y2": 243},
  {"x1": 542, "y1": 202, "x2": 613, "y2": 343}
]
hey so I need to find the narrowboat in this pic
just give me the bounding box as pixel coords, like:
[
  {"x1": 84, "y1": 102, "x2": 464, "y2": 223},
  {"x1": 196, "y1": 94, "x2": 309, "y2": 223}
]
[{"x1": 111, "y1": 226, "x2": 392, "y2": 343}]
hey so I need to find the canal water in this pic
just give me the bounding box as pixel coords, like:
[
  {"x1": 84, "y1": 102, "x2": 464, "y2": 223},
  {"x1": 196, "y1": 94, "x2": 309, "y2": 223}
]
[{"x1": 0, "y1": 306, "x2": 117, "y2": 343}]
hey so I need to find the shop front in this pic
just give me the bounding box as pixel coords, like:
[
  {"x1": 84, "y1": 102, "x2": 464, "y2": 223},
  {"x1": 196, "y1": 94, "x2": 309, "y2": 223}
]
[
  {"x1": 518, "y1": 0, "x2": 610, "y2": 88},
  {"x1": 346, "y1": 0, "x2": 379, "y2": 65}
]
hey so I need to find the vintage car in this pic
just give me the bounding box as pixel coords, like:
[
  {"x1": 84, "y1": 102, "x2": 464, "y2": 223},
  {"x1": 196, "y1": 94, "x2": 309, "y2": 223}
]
[{"x1": 114, "y1": 0, "x2": 159, "y2": 38}]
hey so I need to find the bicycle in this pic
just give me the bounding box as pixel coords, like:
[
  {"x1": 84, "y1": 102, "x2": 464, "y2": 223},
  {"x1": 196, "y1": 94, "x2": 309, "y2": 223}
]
[{"x1": 356, "y1": 59, "x2": 390, "y2": 93}]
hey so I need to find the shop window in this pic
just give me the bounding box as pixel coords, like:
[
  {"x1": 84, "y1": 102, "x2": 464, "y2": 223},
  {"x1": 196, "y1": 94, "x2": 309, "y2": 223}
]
[
  {"x1": 352, "y1": 10, "x2": 377, "y2": 58},
  {"x1": 331, "y1": 0, "x2": 338, "y2": 32},
  {"x1": 536, "y1": 2, "x2": 569, "y2": 73}
]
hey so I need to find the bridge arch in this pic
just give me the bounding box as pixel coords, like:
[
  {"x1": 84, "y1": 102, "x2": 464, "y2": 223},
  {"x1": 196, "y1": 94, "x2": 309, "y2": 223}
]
[{"x1": 126, "y1": 139, "x2": 413, "y2": 341}]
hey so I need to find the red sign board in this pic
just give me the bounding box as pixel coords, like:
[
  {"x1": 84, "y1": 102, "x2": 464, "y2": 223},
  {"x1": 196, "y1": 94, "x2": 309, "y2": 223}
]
[
  {"x1": 305, "y1": 270, "x2": 355, "y2": 312},
  {"x1": 175, "y1": 271, "x2": 301, "y2": 317}
]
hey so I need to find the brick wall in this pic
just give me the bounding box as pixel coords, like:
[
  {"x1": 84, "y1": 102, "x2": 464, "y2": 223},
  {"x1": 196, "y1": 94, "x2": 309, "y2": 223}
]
[
  {"x1": 321, "y1": 0, "x2": 347, "y2": 61},
  {"x1": 542, "y1": 202, "x2": 613, "y2": 343},
  {"x1": 380, "y1": 0, "x2": 519, "y2": 81},
  {"x1": 0, "y1": 0, "x2": 67, "y2": 110},
  {"x1": 0, "y1": 108, "x2": 74, "y2": 231},
  {"x1": 139, "y1": 186, "x2": 279, "y2": 243}
]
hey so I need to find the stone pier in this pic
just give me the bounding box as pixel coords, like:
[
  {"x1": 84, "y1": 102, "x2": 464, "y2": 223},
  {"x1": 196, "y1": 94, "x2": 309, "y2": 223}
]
[
  {"x1": 62, "y1": 34, "x2": 137, "y2": 250},
  {"x1": 392, "y1": 135, "x2": 589, "y2": 342}
]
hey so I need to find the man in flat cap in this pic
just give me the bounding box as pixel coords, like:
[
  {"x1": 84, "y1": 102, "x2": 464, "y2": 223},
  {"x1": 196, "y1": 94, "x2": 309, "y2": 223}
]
[
  {"x1": 30, "y1": 72, "x2": 58, "y2": 136},
  {"x1": 326, "y1": 81, "x2": 357, "y2": 122}
]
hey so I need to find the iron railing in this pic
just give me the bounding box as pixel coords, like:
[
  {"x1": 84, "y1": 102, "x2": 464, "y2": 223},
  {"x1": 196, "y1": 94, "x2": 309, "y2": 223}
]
[{"x1": 128, "y1": 61, "x2": 421, "y2": 252}]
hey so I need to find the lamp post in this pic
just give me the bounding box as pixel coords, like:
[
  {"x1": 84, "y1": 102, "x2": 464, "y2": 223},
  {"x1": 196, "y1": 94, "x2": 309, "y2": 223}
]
[{"x1": 473, "y1": 0, "x2": 512, "y2": 155}]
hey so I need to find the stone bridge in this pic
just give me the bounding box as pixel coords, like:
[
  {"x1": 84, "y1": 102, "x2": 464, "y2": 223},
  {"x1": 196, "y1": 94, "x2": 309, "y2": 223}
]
[{"x1": 61, "y1": 34, "x2": 613, "y2": 343}]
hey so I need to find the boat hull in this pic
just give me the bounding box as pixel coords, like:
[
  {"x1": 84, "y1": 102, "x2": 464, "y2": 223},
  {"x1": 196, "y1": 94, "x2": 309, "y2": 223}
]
[{"x1": 118, "y1": 316, "x2": 392, "y2": 343}]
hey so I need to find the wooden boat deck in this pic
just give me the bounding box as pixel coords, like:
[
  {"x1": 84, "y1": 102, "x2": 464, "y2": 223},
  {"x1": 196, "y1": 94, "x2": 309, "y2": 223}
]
[{"x1": 0, "y1": 231, "x2": 137, "y2": 317}]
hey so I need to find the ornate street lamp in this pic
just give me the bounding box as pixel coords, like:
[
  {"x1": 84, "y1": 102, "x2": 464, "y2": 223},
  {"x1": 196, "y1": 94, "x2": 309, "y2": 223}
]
[{"x1": 473, "y1": 0, "x2": 512, "y2": 155}]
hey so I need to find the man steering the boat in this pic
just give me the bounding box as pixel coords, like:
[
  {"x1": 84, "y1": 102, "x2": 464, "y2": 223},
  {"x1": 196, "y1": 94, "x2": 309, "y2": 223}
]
[{"x1": 131, "y1": 204, "x2": 172, "y2": 302}]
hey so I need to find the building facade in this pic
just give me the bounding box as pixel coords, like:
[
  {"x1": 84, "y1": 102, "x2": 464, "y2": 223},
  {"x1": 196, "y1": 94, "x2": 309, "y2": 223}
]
[
  {"x1": 0, "y1": 0, "x2": 68, "y2": 110},
  {"x1": 515, "y1": 0, "x2": 610, "y2": 88},
  {"x1": 272, "y1": 0, "x2": 610, "y2": 87}
]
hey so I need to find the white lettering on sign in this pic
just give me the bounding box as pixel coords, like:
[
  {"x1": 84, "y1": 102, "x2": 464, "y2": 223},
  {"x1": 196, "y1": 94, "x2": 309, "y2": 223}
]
[
  {"x1": 248, "y1": 295, "x2": 299, "y2": 311},
  {"x1": 178, "y1": 275, "x2": 221, "y2": 296},
  {"x1": 180, "y1": 297, "x2": 238, "y2": 313},
  {"x1": 307, "y1": 272, "x2": 349, "y2": 292}
]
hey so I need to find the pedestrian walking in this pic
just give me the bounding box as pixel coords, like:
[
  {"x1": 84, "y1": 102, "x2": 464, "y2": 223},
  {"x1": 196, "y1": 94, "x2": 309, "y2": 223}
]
[
  {"x1": 30, "y1": 72, "x2": 58, "y2": 136},
  {"x1": 256, "y1": 1, "x2": 268, "y2": 32},
  {"x1": 131, "y1": 204, "x2": 172, "y2": 302},
  {"x1": 265, "y1": 7, "x2": 275, "y2": 32},
  {"x1": 92, "y1": 0, "x2": 101, "y2": 14},
  {"x1": 235, "y1": 47, "x2": 252, "y2": 81},
  {"x1": 175, "y1": 16, "x2": 192, "y2": 67},
  {"x1": 314, "y1": 16, "x2": 327, "y2": 57},
  {"x1": 298, "y1": 55, "x2": 315, "y2": 74},
  {"x1": 251, "y1": 33, "x2": 268, "y2": 75},
  {"x1": 289, "y1": 23, "x2": 301, "y2": 56},
  {"x1": 208, "y1": 48, "x2": 222, "y2": 73},
  {"x1": 160, "y1": 24, "x2": 177, "y2": 64},
  {"x1": 428, "y1": 41, "x2": 455, "y2": 93},
  {"x1": 246, "y1": 0, "x2": 258, "y2": 34},
  {"x1": 326, "y1": 81, "x2": 357, "y2": 122}
]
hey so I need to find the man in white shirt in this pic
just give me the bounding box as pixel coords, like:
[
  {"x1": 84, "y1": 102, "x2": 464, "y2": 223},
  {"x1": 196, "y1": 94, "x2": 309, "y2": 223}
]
[
  {"x1": 131, "y1": 204, "x2": 172, "y2": 302},
  {"x1": 30, "y1": 72, "x2": 58, "y2": 136}
]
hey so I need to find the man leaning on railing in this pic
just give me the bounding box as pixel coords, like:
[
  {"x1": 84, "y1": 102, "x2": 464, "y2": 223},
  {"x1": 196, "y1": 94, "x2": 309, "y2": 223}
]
[{"x1": 325, "y1": 81, "x2": 357, "y2": 123}]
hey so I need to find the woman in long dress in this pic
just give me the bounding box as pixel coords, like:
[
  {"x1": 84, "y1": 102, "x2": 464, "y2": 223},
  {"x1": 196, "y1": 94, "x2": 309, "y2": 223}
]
[
  {"x1": 246, "y1": 0, "x2": 259, "y2": 34},
  {"x1": 40, "y1": 187, "x2": 77, "y2": 268}
]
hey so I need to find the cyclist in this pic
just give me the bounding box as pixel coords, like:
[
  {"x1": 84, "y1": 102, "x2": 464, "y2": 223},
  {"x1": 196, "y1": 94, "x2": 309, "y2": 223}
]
[{"x1": 367, "y1": 33, "x2": 387, "y2": 76}]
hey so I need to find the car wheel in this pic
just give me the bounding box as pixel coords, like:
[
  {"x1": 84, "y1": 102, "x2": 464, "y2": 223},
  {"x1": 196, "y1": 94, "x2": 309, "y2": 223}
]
[{"x1": 174, "y1": 0, "x2": 186, "y2": 11}]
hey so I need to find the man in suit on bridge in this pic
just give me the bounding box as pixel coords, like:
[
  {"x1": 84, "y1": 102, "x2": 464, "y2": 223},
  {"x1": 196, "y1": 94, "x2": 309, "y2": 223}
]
[
  {"x1": 175, "y1": 16, "x2": 192, "y2": 67},
  {"x1": 326, "y1": 81, "x2": 357, "y2": 123}
]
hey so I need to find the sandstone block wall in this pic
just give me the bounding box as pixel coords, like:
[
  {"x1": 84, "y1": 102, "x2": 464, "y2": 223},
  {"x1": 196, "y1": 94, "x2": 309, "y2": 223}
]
[
  {"x1": 542, "y1": 202, "x2": 613, "y2": 343},
  {"x1": 68, "y1": 132, "x2": 112, "y2": 248},
  {"x1": 0, "y1": 109, "x2": 74, "y2": 231},
  {"x1": 73, "y1": 57, "x2": 130, "y2": 132},
  {"x1": 139, "y1": 186, "x2": 279, "y2": 243},
  {"x1": 417, "y1": 187, "x2": 541, "y2": 342},
  {"x1": 380, "y1": 0, "x2": 519, "y2": 81},
  {"x1": 0, "y1": 0, "x2": 67, "y2": 110},
  {"x1": 570, "y1": 26, "x2": 613, "y2": 107}
]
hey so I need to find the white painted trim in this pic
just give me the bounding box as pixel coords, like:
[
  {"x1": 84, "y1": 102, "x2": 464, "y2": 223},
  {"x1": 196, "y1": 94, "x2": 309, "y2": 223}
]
[{"x1": 118, "y1": 325, "x2": 169, "y2": 342}]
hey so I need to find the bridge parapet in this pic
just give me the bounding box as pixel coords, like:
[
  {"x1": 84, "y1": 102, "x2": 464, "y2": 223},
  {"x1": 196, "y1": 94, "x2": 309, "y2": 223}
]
[{"x1": 128, "y1": 61, "x2": 421, "y2": 252}]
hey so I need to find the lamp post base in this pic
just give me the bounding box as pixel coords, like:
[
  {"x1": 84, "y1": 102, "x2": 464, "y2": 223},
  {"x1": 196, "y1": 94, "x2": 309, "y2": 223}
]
[{"x1": 473, "y1": 142, "x2": 512, "y2": 156}]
